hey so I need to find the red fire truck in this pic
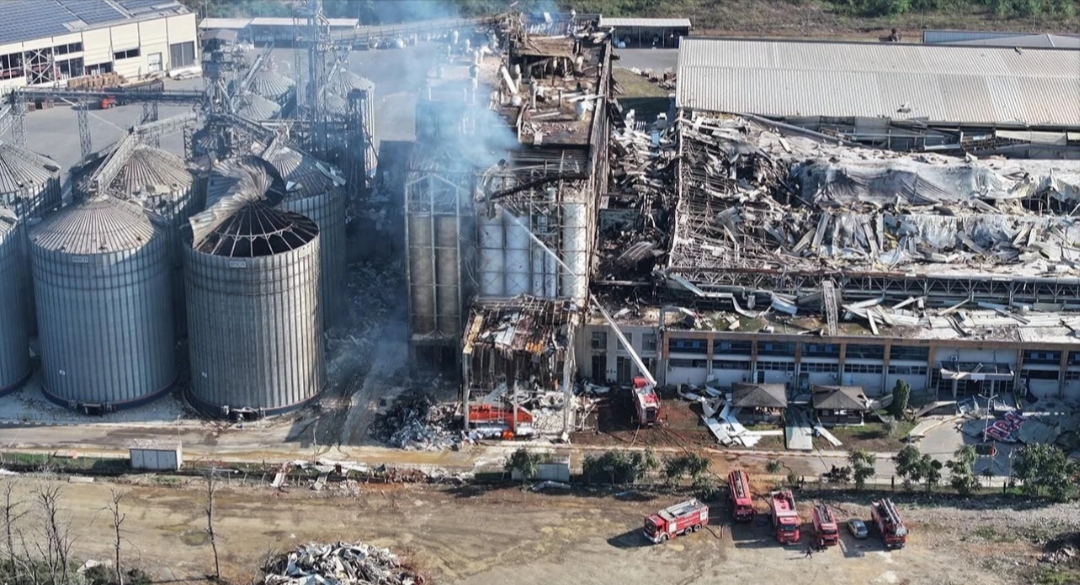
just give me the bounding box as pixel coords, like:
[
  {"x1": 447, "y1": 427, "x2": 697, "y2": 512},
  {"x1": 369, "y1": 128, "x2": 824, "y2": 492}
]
[
  {"x1": 632, "y1": 376, "x2": 659, "y2": 427},
  {"x1": 643, "y1": 499, "x2": 709, "y2": 544},
  {"x1": 728, "y1": 470, "x2": 754, "y2": 522},
  {"x1": 769, "y1": 490, "x2": 801, "y2": 544},
  {"x1": 871, "y1": 499, "x2": 908, "y2": 549},
  {"x1": 812, "y1": 503, "x2": 839, "y2": 548}
]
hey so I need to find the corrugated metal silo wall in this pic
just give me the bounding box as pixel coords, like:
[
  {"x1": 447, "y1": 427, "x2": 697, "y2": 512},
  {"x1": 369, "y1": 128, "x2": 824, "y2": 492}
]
[
  {"x1": 279, "y1": 188, "x2": 346, "y2": 323},
  {"x1": 145, "y1": 182, "x2": 207, "y2": 340},
  {"x1": 184, "y1": 237, "x2": 326, "y2": 414},
  {"x1": 0, "y1": 219, "x2": 30, "y2": 394},
  {"x1": 407, "y1": 214, "x2": 436, "y2": 336},
  {"x1": 3, "y1": 175, "x2": 62, "y2": 336},
  {"x1": 362, "y1": 92, "x2": 377, "y2": 174},
  {"x1": 32, "y1": 235, "x2": 176, "y2": 407}
]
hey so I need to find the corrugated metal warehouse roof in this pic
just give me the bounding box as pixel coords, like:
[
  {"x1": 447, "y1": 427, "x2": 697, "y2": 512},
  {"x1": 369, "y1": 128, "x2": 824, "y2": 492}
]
[
  {"x1": 197, "y1": 17, "x2": 358, "y2": 30},
  {"x1": 598, "y1": 17, "x2": 691, "y2": 28},
  {"x1": 948, "y1": 34, "x2": 1080, "y2": 49},
  {"x1": 923, "y1": 29, "x2": 1080, "y2": 44},
  {"x1": 0, "y1": 0, "x2": 189, "y2": 46},
  {"x1": 675, "y1": 38, "x2": 1080, "y2": 126}
]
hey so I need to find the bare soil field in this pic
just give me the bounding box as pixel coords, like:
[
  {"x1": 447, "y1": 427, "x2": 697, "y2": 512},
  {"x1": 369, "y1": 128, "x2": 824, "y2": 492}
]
[{"x1": 7, "y1": 475, "x2": 1074, "y2": 585}]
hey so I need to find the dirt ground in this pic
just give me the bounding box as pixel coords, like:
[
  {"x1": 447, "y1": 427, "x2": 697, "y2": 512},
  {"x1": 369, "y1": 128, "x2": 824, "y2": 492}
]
[{"x1": 5, "y1": 474, "x2": 1066, "y2": 585}]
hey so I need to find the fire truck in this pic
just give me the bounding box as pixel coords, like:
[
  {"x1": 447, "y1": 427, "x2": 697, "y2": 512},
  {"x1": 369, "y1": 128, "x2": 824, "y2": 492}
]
[
  {"x1": 812, "y1": 503, "x2": 839, "y2": 548},
  {"x1": 643, "y1": 499, "x2": 709, "y2": 544},
  {"x1": 871, "y1": 499, "x2": 908, "y2": 549},
  {"x1": 632, "y1": 376, "x2": 659, "y2": 427},
  {"x1": 728, "y1": 470, "x2": 754, "y2": 522},
  {"x1": 769, "y1": 490, "x2": 800, "y2": 544}
]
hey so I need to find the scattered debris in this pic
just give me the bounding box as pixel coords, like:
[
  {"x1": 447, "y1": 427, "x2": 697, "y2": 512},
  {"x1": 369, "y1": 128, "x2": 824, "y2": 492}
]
[
  {"x1": 263, "y1": 541, "x2": 423, "y2": 585},
  {"x1": 369, "y1": 387, "x2": 459, "y2": 451}
]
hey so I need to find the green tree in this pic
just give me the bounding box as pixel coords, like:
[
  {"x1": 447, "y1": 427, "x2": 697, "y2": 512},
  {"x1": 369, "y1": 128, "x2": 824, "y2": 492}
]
[
  {"x1": 848, "y1": 449, "x2": 877, "y2": 491},
  {"x1": 893, "y1": 445, "x2": 922, "y2": 490},
  {"x1": 980, "y1": 466, "x2": 995, "y2": 489},
  {"x1": 889, "y1": 379, "x2": 911, "y2": 419},
  {"x1": 504, "y1": 448, "x2": 545, "y2": 485},
  {"x1": 582, "y1": 450, "x2": 656, "y2": 485},
  {"x1": 946, "y1": 446, "x2": 980, "y2": 496},
  {"x1": 918, "y1": 455, "x2": 943, "y2": 494},
  {"x1": 663, "y1": 454, "x2": 710, "y2": 484},
  {"x1": 1013, "y1": 443, "x2": 1079, "y2": 502}
]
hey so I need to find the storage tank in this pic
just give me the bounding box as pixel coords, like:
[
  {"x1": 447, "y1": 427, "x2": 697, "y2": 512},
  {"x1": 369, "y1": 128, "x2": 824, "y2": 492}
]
[
  {"x1": 0, "y1": 207, "x2": 30, "y2": 394},
  {"x1": 249, "y1": 67, "x2": 295, "y2": 103},
  {"x1": 477, "y1": 212, "x2": 504, "y2": 297},
  {"x1": 30, "y1": 196, "x2": 176, "y2": 411},
  {"x1": 235, "y1": 93, "x2": 281, "y2": 120},
  {"x1": 265, "y1": 146, "x2": 347, "y2": 322},
  {"x1": 118, "y1": 145, "x2": 205, "y2": 339},
  {"x1": 185, "y1": 159, "x2": 324, "y2": 417},
  {"x1": 0, "y1": 141, "x2": 62, "y2": 217},
  {"x1": 328, "y1": 67, "x2": 377, "y2": 173}
]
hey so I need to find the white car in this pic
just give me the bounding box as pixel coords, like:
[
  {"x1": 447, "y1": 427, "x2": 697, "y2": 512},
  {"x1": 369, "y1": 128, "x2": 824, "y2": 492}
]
[{"x1": 847, "y1": 519, "x2": 869, "y2": 539}]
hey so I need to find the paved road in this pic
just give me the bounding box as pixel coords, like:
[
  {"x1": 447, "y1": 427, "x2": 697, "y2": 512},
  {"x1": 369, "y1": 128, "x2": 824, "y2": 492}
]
[{"x1": 613, "y1": 48, "x2": 678, "y2": 72}]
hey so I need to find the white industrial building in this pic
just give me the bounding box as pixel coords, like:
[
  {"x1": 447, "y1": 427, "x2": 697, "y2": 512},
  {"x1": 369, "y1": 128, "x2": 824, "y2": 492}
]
[{"x1": 0, "y1": 0, "x2": 200, "y2": 94}]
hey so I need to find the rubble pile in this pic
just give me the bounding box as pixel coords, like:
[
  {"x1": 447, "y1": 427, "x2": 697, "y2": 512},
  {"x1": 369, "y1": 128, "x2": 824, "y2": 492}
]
[
  {"x1": 326, "y1": 260, "x2": 404, "y2": 382},
  {"x1": 627, "y1": 66, "x2": 676, "y2": 90},
  {"x1": 263, "y1": 541, "x2": 423, "y2": 585},
  {"x1": 369, "y1": 387, "x2": 459, "y2": 450}
]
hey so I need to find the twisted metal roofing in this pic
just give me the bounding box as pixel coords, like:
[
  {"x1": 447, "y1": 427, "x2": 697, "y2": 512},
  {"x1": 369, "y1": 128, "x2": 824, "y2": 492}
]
[
  {"x1": 0, "y1": 142, "x2": 60, "y2": 195},
  {"x1": 205, "y1": 156, "x2": 286, "y2": 209},
  {"x1": 676, "y1": 37, "x2": 1080, "y2": 125},
  {"x1": 234, "y1": 93, "x2": 281, "y2": 121},
  {"x1": 267, "y1": 147, "x2": 343, "y2": 200},
  {"x1": 115, "y1": 145, "x2": 194, "y2": 196},
  {"x1": 31, "y1": 196, "x2": 157, "y2": 254}
]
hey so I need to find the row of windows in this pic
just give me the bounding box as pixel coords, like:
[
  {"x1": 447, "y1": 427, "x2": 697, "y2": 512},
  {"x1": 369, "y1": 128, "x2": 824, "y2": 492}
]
[
  {"x1": 1023, "y1": 369, "x2": 1059, "y2": 381},
  {"x1": 889, "y1": 365, "x2": 928, "y2": 376},
  {"x1": 714, "y1": 361, "x2": 751, "y2": 370},
  {"x1": 592, "y1": 331, "x2": 658, "y2": 352},
  {"x1": 54, "y1": 42, "x2": 83, "y2": 55},
  {"x1": 802, "y1": 362, "x2": 839, "y2": 373},
  {"x1": 1024, "y1": 351, "x2": 1061, "y2": 365},
  {"x1": 669, "y1": 359, "x2": 707, "y2": 369},
  {"x1": 844, "y1": 363, "x2": 884, "y2": 374},
  {"x1": 114, "y1": 48, "x2": 141, "y2": 61},
  {"x1": 758, "y1": 361, "x2": 796, "y2": 372}
]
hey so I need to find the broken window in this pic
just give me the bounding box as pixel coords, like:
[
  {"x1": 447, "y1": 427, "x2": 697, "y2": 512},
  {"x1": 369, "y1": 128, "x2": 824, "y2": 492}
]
[
  {"x1": 714, "y1": 361, "x2": 751, "y2": 370},
  {"x1": 890, "y1": 346, "x2": 929, "y2": 362},
  {"x1": 1023, "y1": 350, "x2": 1061, "y2": 365},
  {"x1": 714, "y1": 340, "x2": 752, "y2": 355},
  {"x1": 668, "y1": 338, "x2": 707, "y2": 354},
  {"x1": 758, "y1": 342, "x2": 795, "y2": 357},
  {"x1": 591, "y1": 331, "x2": 607, "y2": 351},
  {"x1": 801, "y1": 343, "x2": 840, "y2": 358},
  {"x1": 113, "y1": 48, "x2": 140, "y2": 60},
  {"x1": 846, "y1": 344, "x2": 885, "y2": 360},
  {"x1": 0, "y1": 52, "x2": 22, "y2": 80},
  {"x1": 641, "y1": 333, "x2": 657, "y2": 353},
  {"x1": 1023, "y1": 368, "x2": 1059, "y2": 381}
]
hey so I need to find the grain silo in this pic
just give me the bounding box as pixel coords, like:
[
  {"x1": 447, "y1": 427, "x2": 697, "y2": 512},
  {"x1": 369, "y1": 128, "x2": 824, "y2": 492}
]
[
  {"x1": 116, "y1": 145, "x2": 206, "y2": 339},
  {"x1": 0, "y1": 207, "x2": 30, "y2": 394},
  {"x1": 327, "y1": 66, "x2": 377, "y2": 175},
  {"x1": 266, "y1": 146, "x2": 347, "y2": 322},
  {"x1": 235, "y1": 93, "x2": 282, "y2": 120},
  {"x1": 30, "y1": 196, "x2": 175, "y2": 412},
  {"x1": 249, "y1": 67, "x2": 295, "y2": 104},
  {"x1": 184, "y1": 159, "x2": 325, "y2": 418},
  {"x1": 0, "y1": 141, "x2": 62, "y2": 217}
]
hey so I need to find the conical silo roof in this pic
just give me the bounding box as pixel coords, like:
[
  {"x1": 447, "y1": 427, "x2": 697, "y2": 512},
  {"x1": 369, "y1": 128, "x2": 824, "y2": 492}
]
[
  {"x1": 30, "y1": 196, "x2": 157, "y2": 255},
  {"x1": 0, "y1": 142, "x2": 59, "y2": 194},
  {"x1": 250, "y1": 68, "x2": 295, "y2": 100},
  {"x1": 235, "y1": 93, "x2": 281, "y2": 121},
  {"x1": 116, "y1": 145, "x2": 195, "y2": 196},
  {"x1": 324, "y1": 93, "x2": 348, "y2": 117},
  {"x1": 268, "y1": 147, "x2": 343, "y2": 200},
  {"x1": 327, "y1": 66, "x2": 374, "y2": 96}
]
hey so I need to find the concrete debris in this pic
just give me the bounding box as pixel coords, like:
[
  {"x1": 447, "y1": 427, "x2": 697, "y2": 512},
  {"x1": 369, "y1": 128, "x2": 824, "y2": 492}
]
[
  {"x1": 369, "y1": 387, "x2": 459, "y2": 451},
  {"x1": 1040, "y1": 546, "x2": 1076, "y2": 565},
  {"x1": 532, "y1": 480, "x2": 571, "y2": 491},
  {"x1": 263, "y1": 541, "x2": 423, "y2": 585}
]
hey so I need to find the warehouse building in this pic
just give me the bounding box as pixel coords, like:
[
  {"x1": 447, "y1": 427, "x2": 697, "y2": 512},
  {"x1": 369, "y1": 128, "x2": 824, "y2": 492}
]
[
  {"x1": 198, "y1": 17, "x2": 359, "y2": 46},
  {"x1": 0, "y1": 0, "x2": 200, "y2": 94},
  {"x1": 599, "y1": 17, "x2": 690, "y2": 48}
]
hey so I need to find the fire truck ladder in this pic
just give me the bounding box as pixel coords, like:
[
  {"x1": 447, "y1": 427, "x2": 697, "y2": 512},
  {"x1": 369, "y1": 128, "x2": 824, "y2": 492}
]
[
  {"x1": 822, "y1": 279, "x2": 839, "y2": 337},
  {"x1": 879, "y1": 499, "x2": 903, "y2": 529}
]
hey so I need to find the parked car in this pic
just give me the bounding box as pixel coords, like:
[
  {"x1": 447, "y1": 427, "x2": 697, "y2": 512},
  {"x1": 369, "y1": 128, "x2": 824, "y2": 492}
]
[{"x1": 847, "y1": 518, "x2": 868, "y2": 539}]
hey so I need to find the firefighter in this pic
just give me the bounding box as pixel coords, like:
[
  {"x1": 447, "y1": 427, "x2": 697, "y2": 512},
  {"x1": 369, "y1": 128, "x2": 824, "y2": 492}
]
[{"x1": 804, "y1": 546, "x2": 813, "y2": 559}]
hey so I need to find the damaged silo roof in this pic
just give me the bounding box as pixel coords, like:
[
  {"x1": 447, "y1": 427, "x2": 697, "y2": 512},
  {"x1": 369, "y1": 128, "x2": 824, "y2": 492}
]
[
  {"x1": 115, "y1": 145, "x2": 195, "y2": 195},
  {"x1": 235, "y1": 93, "x2": 281, "y2": 120}
]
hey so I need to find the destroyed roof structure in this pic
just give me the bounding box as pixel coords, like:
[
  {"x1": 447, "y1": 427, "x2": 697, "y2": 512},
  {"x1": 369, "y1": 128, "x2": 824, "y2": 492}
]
[
  {"x1": 263, "y1": 541, "x2": 423, "y2": 585},
  {"x1": 731, "y1": 383, "x2": 788, "y2": 409},
  {"x1": 462, "y1": 296, "x2": 579, "y2": 435}
]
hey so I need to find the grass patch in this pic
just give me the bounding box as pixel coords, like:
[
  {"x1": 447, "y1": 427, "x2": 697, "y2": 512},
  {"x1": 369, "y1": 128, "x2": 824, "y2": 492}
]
[
  {"x1": 1035, "y1": 566, "x2": 1080, "y2": 585},
  {"x1": 612, "y1": 67, "x2": 669, "y2": 99},
  {"x1": 818, "y1": 421, "x2": 915, "y2": 451},
  {"x1": 971, "y1": 525, "x2": 1018, "y2": 543}
]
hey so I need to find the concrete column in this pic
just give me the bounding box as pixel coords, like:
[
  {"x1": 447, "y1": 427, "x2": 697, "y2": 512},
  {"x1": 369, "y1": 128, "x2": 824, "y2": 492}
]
[
  {"x1": 706, "y1": 336, "x2": 714, "y2": 380},
  {"x1": 881, "y1": 342, "x2": 892, "y2": 396},
  {"x1": 1059, "y1": 350, "x2": 1069, "y2": 399}
]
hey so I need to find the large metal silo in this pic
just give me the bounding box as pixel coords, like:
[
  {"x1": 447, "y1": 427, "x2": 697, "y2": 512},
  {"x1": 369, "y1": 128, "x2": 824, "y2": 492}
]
[
  {"x1": 0, "y1": 208, "x2": 30, "y2": 395},
  {"x1": 249, "y1": 67, "x2": 295, "y2": 104},
  {"x1": 235, "y1": 93, "x2": 281, "y2": 120},
  {"x1": 0, "y1": 141, "x2": 62, "y2": 217},
  {"x1": 30, "y1": 196, "x2": 176, "y2": 411},
  {"x1": 328, "y1": 67, "x2": 377, "y2": 174},
  {"x1": 185, "y1": 160, "x2": 324, "y2": 417},
  {"x1": 117, "y1": 145, "x2": 206, "y2": 339},
  {"x1": 266, "y1": 146, "x2": 347, "y2": 323}
]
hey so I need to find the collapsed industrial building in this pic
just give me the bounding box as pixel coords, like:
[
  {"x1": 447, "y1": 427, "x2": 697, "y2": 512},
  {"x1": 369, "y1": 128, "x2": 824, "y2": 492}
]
[{"x1": 583, "y1": 38, "x2": 1080, "y2": 411}]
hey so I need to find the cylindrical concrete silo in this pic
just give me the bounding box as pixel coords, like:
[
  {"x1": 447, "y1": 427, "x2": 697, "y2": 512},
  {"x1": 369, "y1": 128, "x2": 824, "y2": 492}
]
[
  {"x1": 117, "y1": 145, "x2": 205, "y2": 340},
  {"x1": 30, "y1": 196, "x2": 176, "y2": 411},
  {"x1": 0, "y1": 142, "x2": 62, "y2": 217},
  {"x1": 434, "y1": 215, "x2": 460, "y2": 336},
  {"x1": 407, "y1": 214, "x2": 436, "y2": 336},
  {"x1": 477, "y1": 212, "x2": 504, "y2": 297},
  {"x1": 266, "y1": 146, "x2": 346, "y2": 323},
  {"x1": 0, "y1": 207, "x2": 30, "y2": 395},
  {"x1": 185, "y1": 161, "x2": 324, "y2": 417}
]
